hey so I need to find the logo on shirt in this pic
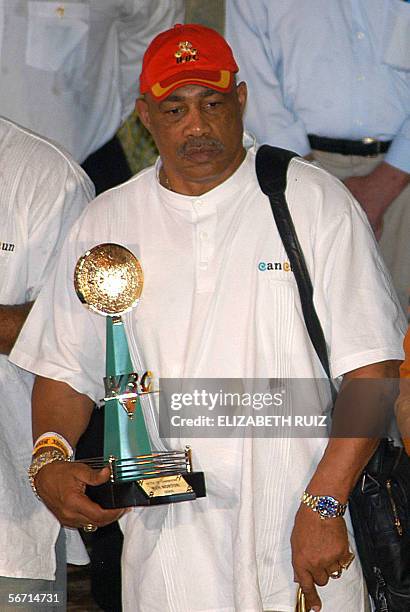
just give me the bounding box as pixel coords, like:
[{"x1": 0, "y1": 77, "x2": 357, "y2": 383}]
[
  {"x1": 258, "y1": 261, "x2": 292, "y2": 272},
  {"x1": 0, "y1": 241, "x2": 15, "y2": 253}
]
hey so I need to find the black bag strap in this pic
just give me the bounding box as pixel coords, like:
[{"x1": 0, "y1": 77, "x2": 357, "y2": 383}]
[{"x1": 255, "y1": 144, "x2": 333, "y2": 383}]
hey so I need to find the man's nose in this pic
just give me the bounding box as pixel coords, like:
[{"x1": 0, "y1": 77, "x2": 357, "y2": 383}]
[{"x1": 183, "y1": 106, "x2": 210, "y2": 137}]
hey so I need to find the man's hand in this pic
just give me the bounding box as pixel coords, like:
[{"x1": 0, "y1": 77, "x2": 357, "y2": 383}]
[
  {"x1": 291, "y1": 361, "x2": 399, "y2": 610},
  {"x1": 31, "y1": 378, "x2": 127, "y2": 527},
  {"x1": 291, "y1": 505, "x2": 352, "y2": 612},
  {"x1": 34, "y1": 461, "x2": 127, "y2": 528},
  {"x1": 344, "y1": 162, "x2": 410, "y2": 240}
]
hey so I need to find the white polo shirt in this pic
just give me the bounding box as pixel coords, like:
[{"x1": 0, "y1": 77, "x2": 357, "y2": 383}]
[
  {"x1": 11, "y1": 147, "x2": 405, "y2": 609},
  {"x1": 0, "y1": 116, "x2": 94, "y2": 580}
]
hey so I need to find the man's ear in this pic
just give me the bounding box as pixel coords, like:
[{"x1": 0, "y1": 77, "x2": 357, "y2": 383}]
[
  {"x1": 236, "y1": 81, "x2": 247, "y2": 117},
  {"x1": 135, "y1": 98, "x2": 151, "y2": 132}
]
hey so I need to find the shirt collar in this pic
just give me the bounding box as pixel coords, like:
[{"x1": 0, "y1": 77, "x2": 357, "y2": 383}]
[{"x1": 154, "y1": 136, "x2": 257, "y2": 212}]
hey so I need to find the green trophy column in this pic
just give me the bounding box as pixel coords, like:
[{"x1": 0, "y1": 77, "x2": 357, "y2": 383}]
[{"x1": 104, "y1": 316, "x2": 151, "y2": 460}]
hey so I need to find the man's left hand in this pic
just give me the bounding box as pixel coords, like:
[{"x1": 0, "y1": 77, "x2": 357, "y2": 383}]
[
  {"x1": 291, "y1": 362, "x2": 400, "y2": 610},
  {"x1": 344, "y1": 162, "x2": 410, "y2": 240},
  {"x1": 291, "y1": 505, "x2": 352, "y2": 612}
]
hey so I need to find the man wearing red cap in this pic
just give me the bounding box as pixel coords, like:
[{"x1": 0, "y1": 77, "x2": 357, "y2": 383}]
[{"x1": 10, "y1": 24, "x2": 405, "y2": 612}]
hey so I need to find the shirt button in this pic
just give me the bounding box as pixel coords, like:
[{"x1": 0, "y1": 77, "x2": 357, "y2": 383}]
[
  {"x1": 357, "y1": 31, "x2": 365, "y2": 40},
  {"x1": 199, "y1": 231, "x2": 208, "y2": 241},
  {"x1": 199, "y1": 262, "x2": 208, "y2": 270},
  {"x1": 356, "y1": 75, "x2": 366, "y2": 81}
]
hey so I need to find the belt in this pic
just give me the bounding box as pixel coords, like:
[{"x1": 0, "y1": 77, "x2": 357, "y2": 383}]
[{"x1": 308, "y1": 135, "x2": 391, "y2": 157}]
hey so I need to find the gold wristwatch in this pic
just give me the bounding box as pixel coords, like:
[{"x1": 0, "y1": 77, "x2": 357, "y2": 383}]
[{"x1": 301, "y1": 491, "x2": 347, "y2": 519}]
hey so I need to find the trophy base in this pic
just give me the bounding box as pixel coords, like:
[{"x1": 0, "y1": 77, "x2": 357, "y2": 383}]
[
  {"x1": 81, "y1": 449, "x2": 206, "y2": 508},
  {"x1": 86, "y1": 471, "x2": 206, "y2": 508}
]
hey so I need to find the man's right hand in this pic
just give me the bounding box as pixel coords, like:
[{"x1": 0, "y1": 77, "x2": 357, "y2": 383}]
[
  {"x1": 34, "y1": 461, "x2": 128, "y2": 527},
  {"x1": 343, "y1": 162, "x2": 410, "y2": 241}
]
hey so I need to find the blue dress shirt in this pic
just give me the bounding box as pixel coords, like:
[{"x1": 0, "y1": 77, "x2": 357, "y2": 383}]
[{"x1": 226, "y1": 0, "x2": 410, "y2": 172}]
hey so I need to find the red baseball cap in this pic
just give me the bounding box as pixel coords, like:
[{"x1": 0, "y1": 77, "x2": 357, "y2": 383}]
[{"x1": 139, "y1": 23, "x2": 239, "y2": 101}]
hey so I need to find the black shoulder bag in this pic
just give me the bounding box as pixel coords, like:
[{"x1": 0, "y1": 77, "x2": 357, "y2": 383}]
[{"x1": 255, "y1": 144, "x2": 410, "y2": 612}]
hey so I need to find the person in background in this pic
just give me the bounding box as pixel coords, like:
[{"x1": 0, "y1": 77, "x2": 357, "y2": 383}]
[
  {"x1": 225, "y1": 0, "x2": 410, "y2": 314},
  {"x1": 0, "y1": 4, "x2": 183, "y2": 609},
  {"x1": 10, "y1": 24, "x2": 406, "y2": 612},
  {"x1": 0, "y1": 0, "x2": 184, "y2": 193},
  {"x1": 0, "y1": 117, "x2": 94, "y2": 611}
]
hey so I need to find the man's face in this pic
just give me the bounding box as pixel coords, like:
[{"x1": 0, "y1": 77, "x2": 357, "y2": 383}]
[{"x1": 136, "y1": 81, "x2": 247, "y2": 195}]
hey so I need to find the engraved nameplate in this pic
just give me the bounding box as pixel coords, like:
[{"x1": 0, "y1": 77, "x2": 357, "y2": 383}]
[{"x1": 138, "y1": 474, "x2": 193, "y2": 498}]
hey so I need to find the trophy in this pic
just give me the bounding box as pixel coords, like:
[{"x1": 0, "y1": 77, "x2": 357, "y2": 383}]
[{"x1": 74, "y1": 243, "x2": 206, "y2": 508}]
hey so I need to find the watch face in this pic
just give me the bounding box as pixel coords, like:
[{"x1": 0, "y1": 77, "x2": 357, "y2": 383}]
[{"x1": 317, "y1": 495, "x2": 338, "y2": 518}]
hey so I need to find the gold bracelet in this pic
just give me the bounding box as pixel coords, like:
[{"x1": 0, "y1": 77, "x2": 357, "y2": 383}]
[{"x1": 28, "y1": 449, "x2": 69, "y2": 500}]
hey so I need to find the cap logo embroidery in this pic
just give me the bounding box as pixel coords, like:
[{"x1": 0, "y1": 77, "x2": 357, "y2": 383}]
[{"x1": 174, "y1": 41, "x2": 199, "y2": 64}]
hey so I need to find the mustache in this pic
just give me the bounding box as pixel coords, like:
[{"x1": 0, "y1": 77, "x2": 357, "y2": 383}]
[{"x1": 177, "y1": 137, "x2": 225, "y2": 157}]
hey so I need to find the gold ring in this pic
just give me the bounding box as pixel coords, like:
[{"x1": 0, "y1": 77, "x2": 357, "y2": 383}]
[
  {"x1": 82, "y1": 523, "x2": 98, "y2": 533},
  {"x1": 340, "y1": 552, "x2": 355, "y2": 571},
  {"x1": 329, "y1": 569, "x2": 343, "y2": 579}
]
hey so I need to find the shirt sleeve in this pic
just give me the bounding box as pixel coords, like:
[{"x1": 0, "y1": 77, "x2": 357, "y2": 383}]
[
  {"x1": 118, "y1": 0, "x2": 185, "y2": 122},
  {"x1": 225, "y1": 0, "x2": 311, "y2": 155},
  {"x1": 382, "y1": 0, "x2": 410, "y2": 174},
  {"x1": 25, "y1": 147, "x2": 95, "y2": 302},
  {"x1": 287, "y1": 160, "x2": 406, "y2": 378},
  {"x1": 10, "y1": 207, "x2": 106, "y2": 403},
  {"x1": 385, "y1": 115, "x2": 410, "y2": 174}
]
